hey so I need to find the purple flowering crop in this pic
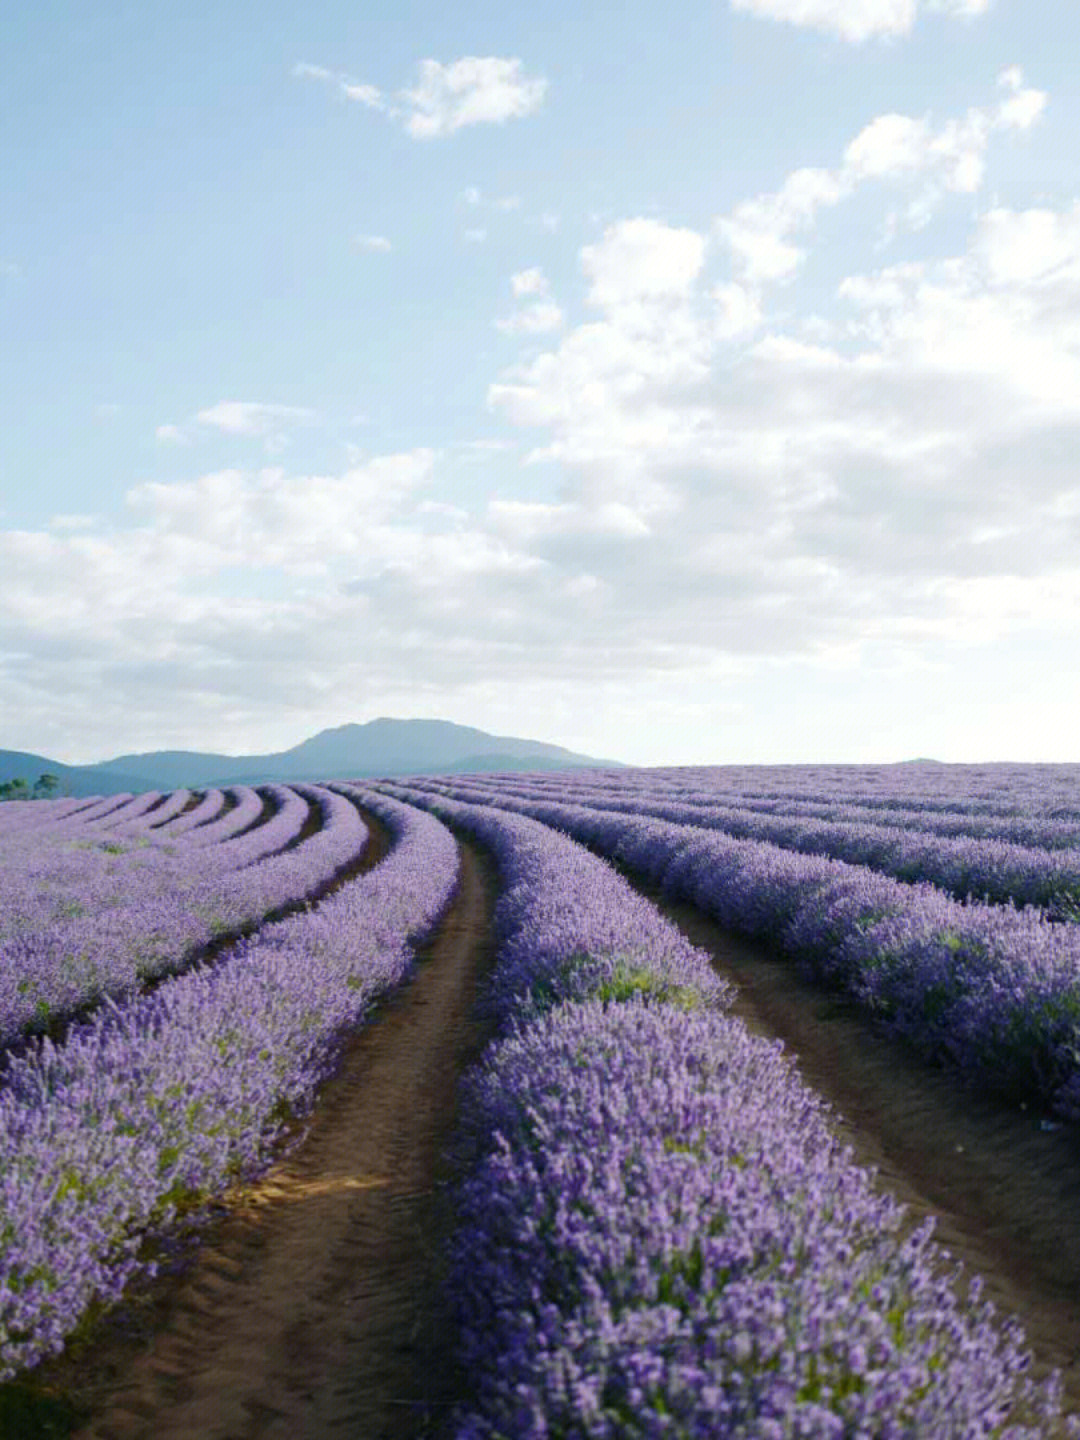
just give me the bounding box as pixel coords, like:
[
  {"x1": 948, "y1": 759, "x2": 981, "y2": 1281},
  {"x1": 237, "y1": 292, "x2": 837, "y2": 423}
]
[
  {"x1": 0, "y1": 786, "x2": 366, "y2": 1048},
  {"x1": 406, "y1": 780, "x2": 1080, "y2": 1118},
  {"x1": 420, "y1": 774, "x2": 1080, "y2": 917},
  {"x1": 380, "y1": 783, "x2": 1074, "y2": 1437},
  {"x1": 151, "y1": 787, "x2": 227, "y2": 837},
  {"x1": 0, "y1": 789, "x2": 458, "y2": 1379}
]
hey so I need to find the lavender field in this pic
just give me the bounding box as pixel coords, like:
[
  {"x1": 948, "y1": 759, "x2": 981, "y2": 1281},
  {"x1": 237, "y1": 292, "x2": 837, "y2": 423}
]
[{"x1": 4, "y1": 766, "x2": 1080, "y2": 1436}]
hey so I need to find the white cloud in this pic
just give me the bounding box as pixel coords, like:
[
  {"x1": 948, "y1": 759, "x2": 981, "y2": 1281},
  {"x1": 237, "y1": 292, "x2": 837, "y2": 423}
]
[
  {"x1": 194, "y1": 402, "x2": 318, "y2": 438},
  {"x1": 400, "y1": 57, "x2": 547, "y2": 138},
  {"x1": 463, "y1": 228, "x2": 487, "y2": 243},
  {"x1": 499, "y1": 269, "x2": 563, "y2": 338},
  {"x1": 935, "y1": 0, "x2": 992, "y2": 14},
  {"x1": 293, "y1": 62, "x2": 387, "y2": 111},
  {"x1": 296, "y1": 54, "x2": 545, "y2": 138},
  {"x1": 49, "y1": 514, "x2": 97, "y2": 532},
  {"x1": 341, "y1": 82, "x2": 384, "y2": 109},
  {"x1": 495, "y1": 302, "x2": 565, "y2": 335},
  {"x1": 974, "y1": 204, "x2": 1080, "y2": 286},
  {"x1": 713, "y1": 283, "x2": 763, "y2": 339},
  {"x1": 581, "y1": 218, "x2": 707, "y2": 307},
  {"x1": 717, "y1": 72, "x2": 1045, "y2": 282},
  {"x1": 729, "y1": 0, "x2": 990, "y2": 42},
  {"x1": 511, "y1": 267, "x2": 549, "y2": 297},
  {"x1": 352, "y1": 233, "x2": 392, "y2": 252},
  {"x1": 128, "y1": 451, "x2": 437, "y2": 566},
  {"x1": 155, "y1": 424, "x2": 189, "y2": 444},
  {"x1": 460, "y1": 186, "x2": 525, "y2": 217}
]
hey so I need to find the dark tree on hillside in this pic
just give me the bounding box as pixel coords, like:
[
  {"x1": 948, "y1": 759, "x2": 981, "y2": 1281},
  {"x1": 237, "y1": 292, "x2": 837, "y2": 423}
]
[
  {"x1": 0, "y1": 777, "x2": 30, "y2": 801},
  {"x1": 33, "y1": 772, "x2": 60, "y2": 798}
]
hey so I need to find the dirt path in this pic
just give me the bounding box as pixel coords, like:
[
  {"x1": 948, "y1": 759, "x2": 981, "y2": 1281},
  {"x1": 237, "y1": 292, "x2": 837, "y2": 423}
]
[
  {"x1": 59, "y1": 831, "x2": 496, "y2": 1440},
  {"x1": 636, "y1": 880, "x2": 1080, "y2": 1406}
]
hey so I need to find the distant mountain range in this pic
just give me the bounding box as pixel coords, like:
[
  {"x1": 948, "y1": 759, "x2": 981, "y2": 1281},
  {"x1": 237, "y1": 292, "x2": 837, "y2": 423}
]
[{"x1": 0, "y1": 718, "x2": 620, "y2": 797}]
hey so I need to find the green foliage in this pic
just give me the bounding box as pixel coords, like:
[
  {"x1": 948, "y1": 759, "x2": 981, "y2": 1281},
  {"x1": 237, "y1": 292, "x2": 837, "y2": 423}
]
[{"x1": 0, "y1": 773, "x2": 63, "y2": 802}]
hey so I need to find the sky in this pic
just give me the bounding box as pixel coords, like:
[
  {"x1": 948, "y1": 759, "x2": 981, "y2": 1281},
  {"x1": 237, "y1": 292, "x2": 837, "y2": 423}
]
[{"x1": 3, "y1": 0, "x2": 1080, "y2": 767}]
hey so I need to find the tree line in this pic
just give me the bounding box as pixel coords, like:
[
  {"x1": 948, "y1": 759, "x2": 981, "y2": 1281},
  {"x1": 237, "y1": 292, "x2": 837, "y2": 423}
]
[{"x1": 0, "y1": 773, "x2": 62, "y2": 801}]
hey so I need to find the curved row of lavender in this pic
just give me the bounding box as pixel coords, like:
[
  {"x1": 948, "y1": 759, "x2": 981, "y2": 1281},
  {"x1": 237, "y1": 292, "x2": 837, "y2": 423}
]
[
  {"x1": 0, "y1": 796, "x2": 97, "y2": 833},
  {"x1": 89, "y1": 789, "x2": 167, "y2": 828},
  {"x1": 109, "y1": 787, "x2": 194, "y2": 835},
  {"x1": 381, "y1": 783, "x2": 1073, "y2": 1438},
  {"x1": 478, "y1": 770, "x2": 1080, "y2": 851},
  {"x1": 441, "y1": 775, "x2": 1080, "y2": 918},
  {"x1": 406, "y1": 780, "x2": 1080, "y2": 1120},
  {"x1": 0, "y1": 786, "x2": 302, "y2": 944},
  {"x1": 151, "y1": 786, "x2": 227, "y2": 836},
  {"x1": 174, "y1": 784, "x2": 265, "y2": 846},
  {"x1": 0, "y1": 786, "x2": 366, "y2": 1048},
  {"x1": 0, "y1": 789, "x2": 459, "y2": 1379}
]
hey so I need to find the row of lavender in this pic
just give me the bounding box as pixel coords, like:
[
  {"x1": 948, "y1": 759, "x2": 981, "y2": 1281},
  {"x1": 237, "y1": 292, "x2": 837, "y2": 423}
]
[
  {"x1": 443, "y1": 773, "x2": 1080, "y2": 917},
  {"x1": 0, "y1": 785, "x2": 361, "y2": 1048},
  {"x1": 620, "y1": 762, "x2": 1080, "y2": 818},
  {"x1": 0, "y1": 790, "x2": 459, "y2": 1379},
  {"x1": 481, "y1": 769, "x2": 1080, "y2": 852},
  {"x1": 1, "y1": 787, "x2": 282, "y2": 949},
  {"x1": 379, "y1": 783, "x2": 1074, "y2": 1437},
  {"x1": 407, "y1": 778, "x2": 1080, "y2": 1120}
]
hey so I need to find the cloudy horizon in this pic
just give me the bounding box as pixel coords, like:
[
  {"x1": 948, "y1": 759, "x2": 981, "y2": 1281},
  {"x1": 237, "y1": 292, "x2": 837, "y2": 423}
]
[{"x1": 4, "y1": 1, "x2": 1080, "y2": 767}]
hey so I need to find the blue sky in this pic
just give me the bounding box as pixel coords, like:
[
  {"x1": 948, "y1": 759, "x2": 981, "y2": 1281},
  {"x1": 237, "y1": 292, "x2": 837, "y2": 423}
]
[{"x1": 3, "y1": 0, "x2": 1080, "y2": 765}]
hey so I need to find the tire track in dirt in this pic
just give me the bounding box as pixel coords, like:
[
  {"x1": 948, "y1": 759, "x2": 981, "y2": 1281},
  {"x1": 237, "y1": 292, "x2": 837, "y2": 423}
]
[
  {"x1": 628, "y1": 875, "x2": 1080, "y2": 1408},
  {"x1": 51, "y1": 824, "x2": 496, "y2": 1440}
]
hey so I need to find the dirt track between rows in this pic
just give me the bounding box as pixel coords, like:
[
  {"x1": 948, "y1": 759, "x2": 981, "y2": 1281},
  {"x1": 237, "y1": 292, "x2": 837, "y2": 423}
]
[
  {"x1": 633, "y1": 877, "x2": 1080, "y2": 1408},
  {"x1": 59, "y1": 829, "x2": 496, "y2": 1440}
]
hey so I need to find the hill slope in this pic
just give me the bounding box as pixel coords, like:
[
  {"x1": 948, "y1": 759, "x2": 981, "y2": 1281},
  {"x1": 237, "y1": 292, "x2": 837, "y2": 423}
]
[{"x1": 4, "y1": 719, "x2": 618, "y2": 795}]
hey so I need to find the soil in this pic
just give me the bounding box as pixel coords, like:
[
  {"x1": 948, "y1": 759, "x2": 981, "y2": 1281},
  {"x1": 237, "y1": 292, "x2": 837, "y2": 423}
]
[
  {"x1": 643, "y1": 880, "x2": 1080, "y2": 1408},
  {"x1": 18, "y1": 827, "x2": 496, "y2": 1440}
]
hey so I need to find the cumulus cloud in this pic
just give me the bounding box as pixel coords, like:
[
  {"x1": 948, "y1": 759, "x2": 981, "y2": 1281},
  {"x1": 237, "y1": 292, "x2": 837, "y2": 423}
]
[
  {"x1": 496, "y1": 269, "x2": 565, "y2": 334},
  {"x1": 729, "y1": 0, "x2": 990, "y2": 42},
  {"x1": 717, "y1": 71, "x2": 1046, "y2": 282},
  {"x1": 401, "y1": 57, "x2": 547, "y2": 138},
  {"x1": 581, "y1": 218, "x2": 707, "y2": 308},
  {"x1": 129, "y1": 451, "x2": 437, "y2": 567}
]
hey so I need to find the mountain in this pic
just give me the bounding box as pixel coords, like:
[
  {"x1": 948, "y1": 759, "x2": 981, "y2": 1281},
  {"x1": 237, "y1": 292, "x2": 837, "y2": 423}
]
[{"x1": 6, "y1": 719, "x2": 619, "y2": 795}]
